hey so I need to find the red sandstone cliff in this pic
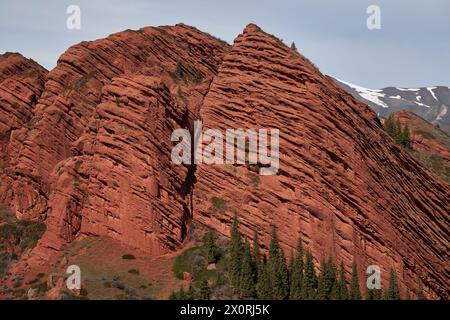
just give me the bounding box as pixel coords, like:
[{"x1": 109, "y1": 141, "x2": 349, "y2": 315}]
[
  {"x1": 0, "y1": 24, "x2": 448, "y2": 299},
  {"x1": 0, "y1": 52, "x2": 47, "y2": 178}
]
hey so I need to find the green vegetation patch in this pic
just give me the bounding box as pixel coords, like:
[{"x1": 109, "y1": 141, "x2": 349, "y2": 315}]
[
  {"x1": 0, "y1": 215, "x2": 46, "y2": 279},
  {"x1": 172, "y1": 246, "x2": 205, "y2": 280},
  {"x1": 415, "y1": 130, "x2": 435, "y2": 140},
  {"x1": 210, "y1": 196, "x2": 227, "y2": 213}
]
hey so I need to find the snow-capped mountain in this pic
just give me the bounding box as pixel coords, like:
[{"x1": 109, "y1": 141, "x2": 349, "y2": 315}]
[{"x1": 335, "y1": 78, "x2": 450, "y2": 135}]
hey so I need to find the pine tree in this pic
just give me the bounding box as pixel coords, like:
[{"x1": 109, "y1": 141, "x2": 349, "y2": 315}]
[
  {"x1": 278, "y1": 248, "x2": 290, "y2": 299},
  {"x1": 229, "y1": 214, "x2": 243, "y2": 289},
  {"x1": 203, "y1": 230, "x2": 218, "y2": 264},
  {"x1": 317, "y1": 257, "x2": 337, "y2": 300},
  {"x1": 394, "y1": 120, "x2": 402, "y2": 143},
  {"x1": 289, "y1": 239, "x2": 304, "y2": 300},
  {"x1": 350, "y1": 260, "x2": 362, "y2": 300},
  {"x1": 267, "y1": 226, "x2": 289, "y2": 299},
  {"x1": 290, "y1": 42, "x2": 298, "y2": 52},
  {"x1": 328, "y1": 258, "x2": 337, "y2": 298},
  {"x1": 239, "y1": 240, "x2": 256, "y2": 298},
  {"x1": 301, "y1": 249, "x2": 317, "y2": 299},
  {"x1": 288, "y1": 249, "x2": 295, "y2": 292},
  {"x1": 382, "y1": 287, "x2": 389, "y2": 300},
  {"x1": 387, "y1": 268, "x2": 400, "y2": 300},
  {"x1": 385, "y1": 116, "x2": 395, "y2": 138},
  {"x1": 252, "y1": 230, "x2": 260, "y2": 275},
  {"x1": 186, "y1": 284, "x2": 195, "y2": 300},
  {"x1": 256, "y1": 263, "x2": 271, "y2": 299},
  {"x1": 169, "y1": 291, "x2": 178, "y2": 300},
  {"x1": 401, "y1": 124, "x2": 412, "y2": 149},
  {"x1": 178, "y1": 287, "x2": 186, "y2": 300},
  {"x1": 199, "y1": 279, "x2": 211, "y2": 300},
  {"x1": 337, "y1": 262, "x2": 349, "y2": 300},
  {"x1": 289, "y1": 261, "x2": 302, "y2": 300},
  {"x1": 296, "y1": 239, "x2": 304, "y2": 276},
  {"x1": 366, "y1": 288, "x2": 382, "y2": 300}
]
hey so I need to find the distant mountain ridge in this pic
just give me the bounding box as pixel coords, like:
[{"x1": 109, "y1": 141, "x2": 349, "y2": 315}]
[{"x1": 336, "y1": 79, "x2": 450, "y2": 135}]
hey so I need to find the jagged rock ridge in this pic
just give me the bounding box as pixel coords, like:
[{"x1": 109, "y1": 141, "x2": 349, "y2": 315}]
[
  {"x1": 194, "y1": 24, "x2": 449, "y2": 299},
  {"x1": 0, "y1": 24, "x2": 448, "y2": 299}
]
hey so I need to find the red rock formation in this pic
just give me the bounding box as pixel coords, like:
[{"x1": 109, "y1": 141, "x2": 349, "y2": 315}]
[
  {"x1": 193, "y1": 24, "x2": 449, "y2": 299},
  {"x1": 0, "y1": 24, "x2": 229, "y2": 269},
  {"x1": 0, "y1": 24, "x2": 228, "y2": 222},
  {"x1": 391, "y1": 110, "x2": 450, "y2": 183},
  {"x1": 0, "y1": 24, "x2": 448, "y2": 299},
  {"x1": 0, "y1": 52, "x2": 47, "y2": 177}
]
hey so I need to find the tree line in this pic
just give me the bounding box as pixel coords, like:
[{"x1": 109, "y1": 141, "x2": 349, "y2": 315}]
[
  {"x1": 384, "y1": 116, "x2": 412, "y2": 149},
  {"x1": 228, "y1": 215, "x2": 425, "y2": 300},
  {"x1": 170, "y1": 215, "x2": 426, "y2": 300}
]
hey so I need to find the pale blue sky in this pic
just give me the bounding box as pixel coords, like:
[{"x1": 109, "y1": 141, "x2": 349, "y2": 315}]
[{"x1": 1, "y1": 0, "x2": 449, "y2": 88}]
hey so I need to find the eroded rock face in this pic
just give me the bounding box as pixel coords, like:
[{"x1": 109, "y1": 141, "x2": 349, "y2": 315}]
[
  {"x1": 193, "y1": 24, "x2": 449, "y2": 299},
  {"x1": 0, "y1": 24, "x2": 229, "y2": 268},
  {"x1": 0, "y1": 24, "x2": 228, "y2": 222},
  {"x1": 0, "y1": 53, "x2": 47, "y2": 185},
  {"x1": 0, "y1": 24, "x2": 448, "y2": 299}
]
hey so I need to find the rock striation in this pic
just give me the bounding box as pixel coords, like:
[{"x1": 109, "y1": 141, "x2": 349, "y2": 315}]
[
  {"x1": 194, "y1": 24, "x2": 449, "y2": 299},
  {"x1": 0, "y1": 24, "x2": 448, "y2": 299}
]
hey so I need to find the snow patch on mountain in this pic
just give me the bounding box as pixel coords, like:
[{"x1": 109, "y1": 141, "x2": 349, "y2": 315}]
[
  {"x1": 427, "y1": 87, "x2": 438, "y2": 101},
  {"x1": 414, "y1": 101, "x2": 430, "y2": 108},
  {"x1": 336, "y1": 78, "x2": 389, "y2": 108}
]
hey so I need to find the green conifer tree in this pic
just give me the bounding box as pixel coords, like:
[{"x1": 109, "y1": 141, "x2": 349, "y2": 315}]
[
  {"x1": 178, "y1": 287, "x2": 186, "y2": 300},
  {"x1": 229, "y1": 214, "x2": 243, "y2": 289},
  {"x1": 318, "y1": 257, "x2": 337, "y2": 300},
  {"x1": 199, "y1": 279, "x2": 211, "y2": 300},
  {"x1": 267, "y1": 226, "x2": 289, "y2": 299},
  {"x1": 169, "y1": 291, "x2": 178, "y2": 300},
  {"x1": 387, "y1": 268, "x2": 401, "y2": 300},
  {"x1": 289, "y1": 249, "x2": 295, "y2": 284},
  {"x1": 289, "y1": 239, "x2": 304, "y2": 300},
  {"x1": 256, "y1": 263, "x2": 271, "y2": 299},
  {"x1": 278, "y1": 248, "x2": 290, "y2": 299},
  {"x1": 203, "y1": 230, "x2": 218, "y2": 264},
  {"x1": 401, "y1": 124, "x2": 412, "y2": 149},
  {"x1": 301, "y1": 249, "x2": 317, "y2": 299},
  {"x1": 291, "y1": 42, "x2": 298, "y2": 52},
  {"x1": 337, "y1": 262, "x2": 348, "y2": 300},
  {"x1": 239, "y1": 240, "x2": 256, "y2": 298},
  {"x1": 252, "y1": 230, "x2": 260, "y2": 275},
  {"x1": 366, "y1": 288, "x2": 382, "y2": 300},
  {"x1": 186, "y1": 284, "x2": 195, "y2": 300},
  {"x1": 394, "y1": 119, "x2": 402, "y2": 143},
  {"x1": 350, "y1": 260, "x2": 362, "y2": 300},
  {"x1": 328, "y1": 258, "x2": 337, "y2": 299},
  {"x1": 385, "y1": 116, "x2": 395, "y2": 138}
]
